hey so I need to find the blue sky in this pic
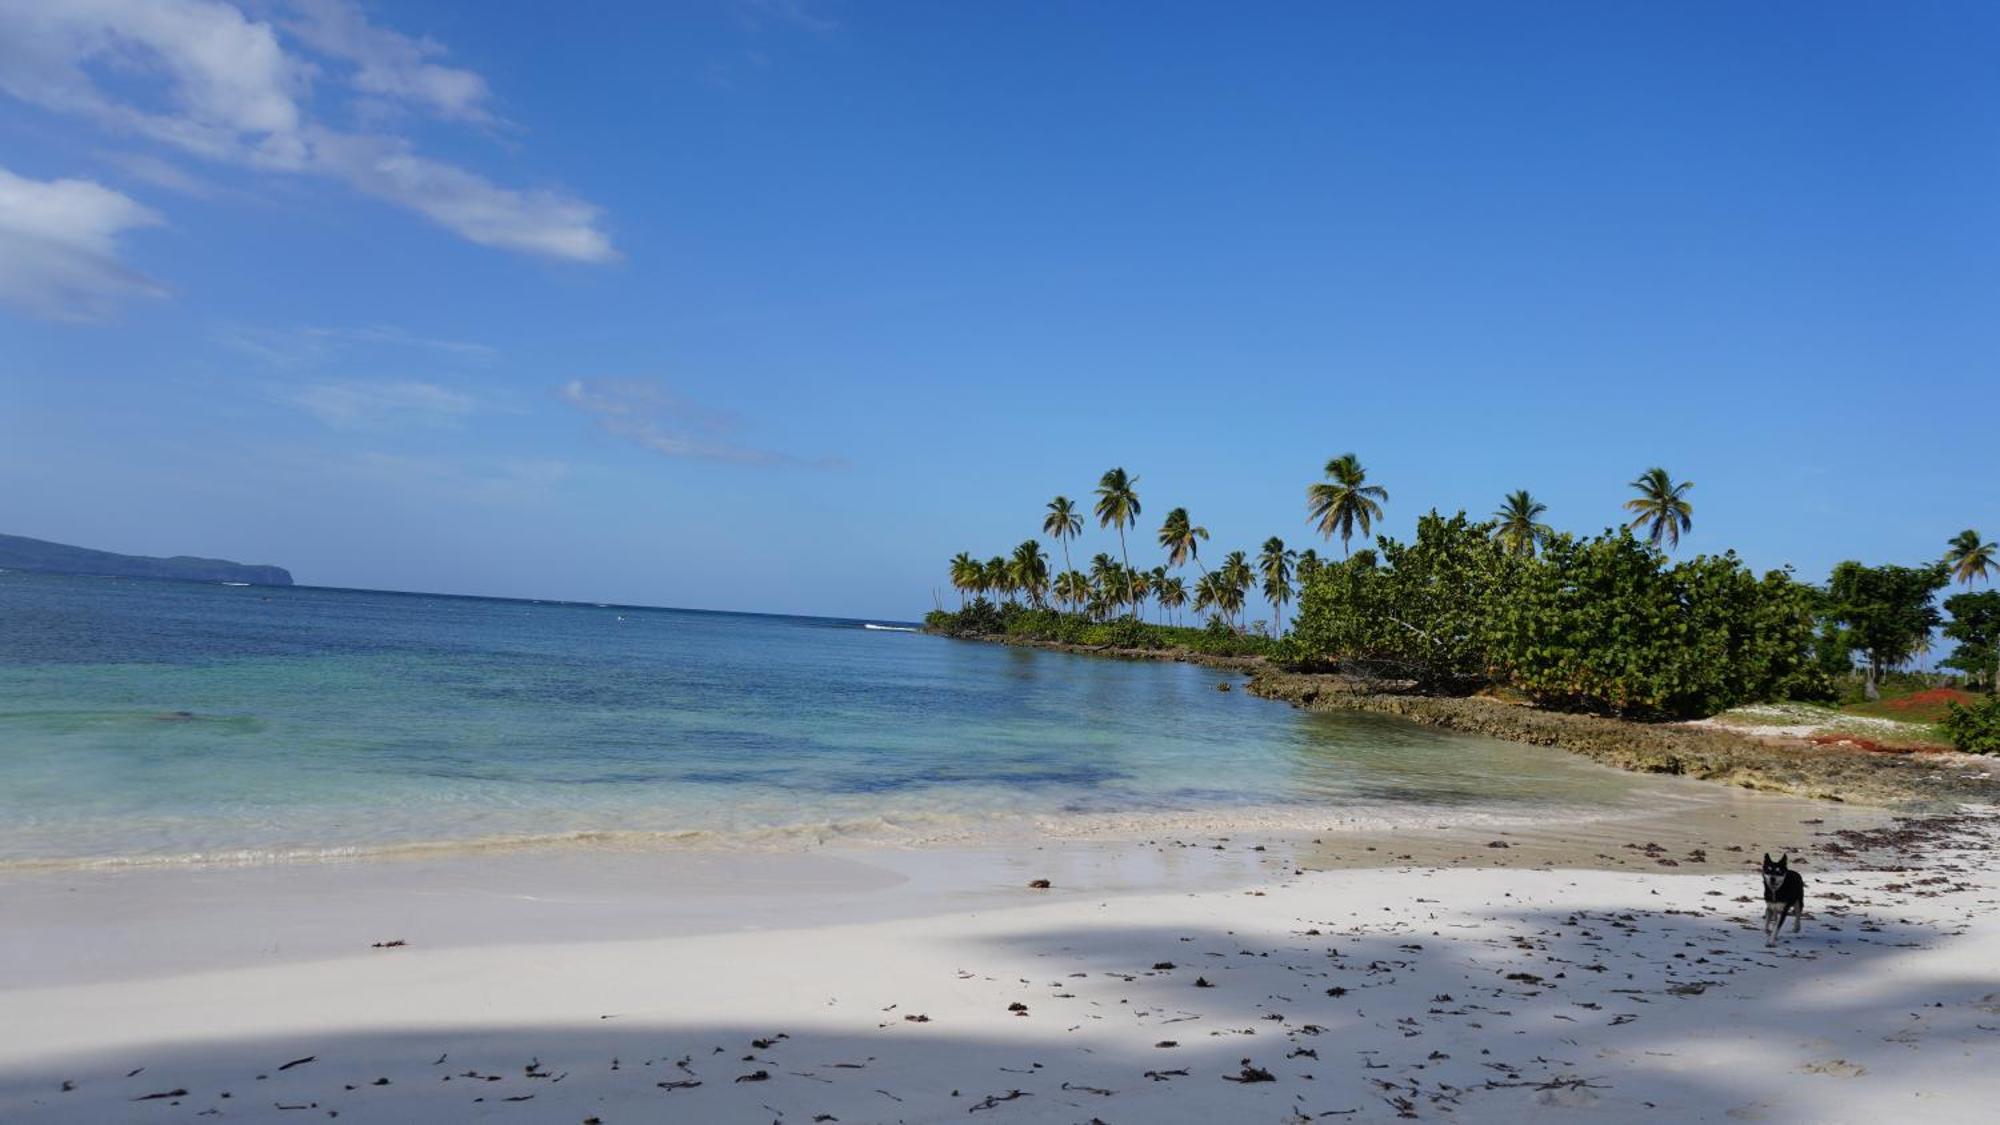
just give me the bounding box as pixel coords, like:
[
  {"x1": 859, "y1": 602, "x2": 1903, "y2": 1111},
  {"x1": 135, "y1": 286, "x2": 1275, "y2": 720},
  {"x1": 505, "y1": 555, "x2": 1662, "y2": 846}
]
[{"x1": 0, "y1": 1, "x2": 1993, "y2": 619}]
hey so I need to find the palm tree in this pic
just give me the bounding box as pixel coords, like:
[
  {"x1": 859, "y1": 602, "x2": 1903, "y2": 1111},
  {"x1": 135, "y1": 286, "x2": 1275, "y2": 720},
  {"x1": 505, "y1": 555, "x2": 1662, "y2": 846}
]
[
  {"x1": 1155, "y1": 573, "x2": 1188, "y2": 625},
  {"x1": 984, "y1": 555, "x2": 1013, "y2": 603},
  {"x1": 1010, "y1": 540, "x2": 1048, "y2": 607},
  {"x1": 1945, "y1": 529, "x2": 1995, "y2": 586},
  {"x1": 1158, "y1": 507, "x2": 1210, "y2": 575},
  {"x1": 1193, "y1": 571, "x2": 1229, "y2": 625},
  {"x1": 1493, "y1": 490, "x2": 1553, "y2": 557},
  {"x1": 1946, "y1": 528, "x2": 2000, "y2": 697},
  {"x1": 1043, "y1": 496, "x2": 1082, "y2": 577},
  {"x1": 1623, "y1": 467, "x2": 1694, "y2": 550},
  {"x1": 948, "y1": 552, "x2": 978, "y2": 608},
  {"x1": 1218, "y1": 550, "x2": 1253, "y2": 630},
  {"x1": 1088, "y1": 553, "x2": 1119, "y2": 621},
  {"x1": 1307, "y1": 453, "x2": 1388, "y2": 556},
  {"x1": 1054, "y1": 569, "x2": 1091, "y2": 612},
  {"x1": 1122, "y1": 566, "x2": 1151, "y2": 621},
  {"x1": 1147, "y1": 566, "x2": 1171, "y2": 624},
  {"x1": 1258, "y1": 536, "x2": 1296, "y2": 635},
  {"x1": 1094, "y1": 467, "x2": 1142, "y2": 617},
  {"x1": 1295, "y1": 548, "x2": 1323, "y2": 588}
]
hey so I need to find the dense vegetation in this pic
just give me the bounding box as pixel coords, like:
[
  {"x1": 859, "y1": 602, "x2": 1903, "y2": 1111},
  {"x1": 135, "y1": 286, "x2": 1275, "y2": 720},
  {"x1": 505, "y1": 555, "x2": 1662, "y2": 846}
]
[
  {"x1": 1283, "y1": 515, "x2": 1825, "y2": 719},
  {"x1": 923, "y1": 602, "x2": 1276, "y2": 658},
  {"x1": 932, "y1": 459, "x2": 1997, "y2": 740},
  {"x1": 1943, "y1": 694, "x2": 2000, "y2": 755}
]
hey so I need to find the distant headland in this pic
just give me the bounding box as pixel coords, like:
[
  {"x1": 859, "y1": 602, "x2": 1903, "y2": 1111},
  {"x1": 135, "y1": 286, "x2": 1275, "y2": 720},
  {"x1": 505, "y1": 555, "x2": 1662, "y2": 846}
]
[{"x1": 0, "y1": 533, "x2": 293, "y2": 586}]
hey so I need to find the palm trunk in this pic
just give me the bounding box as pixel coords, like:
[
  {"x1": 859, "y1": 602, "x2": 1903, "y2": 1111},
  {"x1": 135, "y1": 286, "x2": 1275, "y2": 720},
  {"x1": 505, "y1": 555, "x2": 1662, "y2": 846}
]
[{"x1": 1117, "y1": 525, "x2": 1134, "y2": 620}]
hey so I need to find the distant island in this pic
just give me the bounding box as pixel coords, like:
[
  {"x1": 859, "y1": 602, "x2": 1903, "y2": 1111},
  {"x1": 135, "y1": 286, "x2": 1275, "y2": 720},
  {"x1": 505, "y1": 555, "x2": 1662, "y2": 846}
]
[{"x1": 0, "y1": 533, "x2": 293, "y2": 586}]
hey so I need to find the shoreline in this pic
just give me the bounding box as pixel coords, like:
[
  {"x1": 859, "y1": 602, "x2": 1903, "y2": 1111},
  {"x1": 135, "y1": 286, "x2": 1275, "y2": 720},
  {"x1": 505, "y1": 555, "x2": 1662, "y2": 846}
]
[
  {"x1": 931, "y1": 629, "x2": 2000, "y2": 809},
  {"x1": 0, "y1": 779, "x2": 1891, "y2": 990},
  {"x1": 5, "y1": 808, "x2": 1993, "y2": 1122}
]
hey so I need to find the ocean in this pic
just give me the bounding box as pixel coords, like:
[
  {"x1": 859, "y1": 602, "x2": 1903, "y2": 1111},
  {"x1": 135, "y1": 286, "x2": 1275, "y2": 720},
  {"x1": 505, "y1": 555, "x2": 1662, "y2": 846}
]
[{"x1": 0, "y1": 571, "x2": 1659, "y2": 868}]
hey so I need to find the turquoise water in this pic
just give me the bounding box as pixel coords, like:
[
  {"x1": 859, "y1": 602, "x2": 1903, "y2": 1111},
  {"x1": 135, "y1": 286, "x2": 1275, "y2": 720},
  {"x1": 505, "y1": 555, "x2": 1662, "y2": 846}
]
[{"x1": 0, "y1": 571, "x2": 1653, "y2": 867}]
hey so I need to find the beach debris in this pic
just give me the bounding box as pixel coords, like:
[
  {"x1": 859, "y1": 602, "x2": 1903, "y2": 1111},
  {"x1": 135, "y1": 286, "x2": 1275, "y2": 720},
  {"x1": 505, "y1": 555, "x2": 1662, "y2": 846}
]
[
  {"x1": 371, "y1": 940, "x2": 406, "y2": 948},
  {"x1": 1007, "y1": 1002, "x2": 1029, "y2": 1014},
  {"x1": 656, "y1": 1080, "x2": 702, "y2": 1091},
  {"x1": 968, "y1": 1090, "x2": 1029, "y2": 1110},
  {"x1": 277, "y1": 1056, "x2": 316, "y2": 1071},
  {"x1": 132, "y1": 1088, "x2": 188, "y2": 1101},
  {"x1": 1223, "y1": 1061, "x2": 1277, "y2": 1083},
  {"x1": 903, "y1": 1013, "x2": 930, "y2": 1023},
  {"x1": 1194, "y1": 976, "x2": 1214, "y2": 988},
  {"x1": 1027, "y1": 879, "x2": 1052, "y2": 889},
  {"x1": 735, "y1": 1069, "x2": 770, "y2": 1083},
  {"x1": 1152, "y1": 961, "x2": 1176, "y2": 970},
  {"x1": 1155, "y1": 1040, "x2": 1178, "y2": 1048},
  {"x1": 125, "y1": 1068, "x2": 144, "y2": 1077}
]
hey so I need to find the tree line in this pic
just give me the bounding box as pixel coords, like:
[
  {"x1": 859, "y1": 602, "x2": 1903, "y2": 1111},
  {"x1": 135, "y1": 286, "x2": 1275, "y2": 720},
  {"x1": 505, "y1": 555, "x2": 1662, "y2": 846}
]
[{"x1": 931, "y1": 457, "x2": 1998, "y2": 736}]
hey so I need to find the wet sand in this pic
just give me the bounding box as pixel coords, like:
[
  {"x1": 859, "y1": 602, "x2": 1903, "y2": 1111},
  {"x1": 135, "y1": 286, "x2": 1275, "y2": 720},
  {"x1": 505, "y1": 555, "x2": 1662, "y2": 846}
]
[{"x1": 1302, "y1": 787, "x2": 1896, "y2": 874}]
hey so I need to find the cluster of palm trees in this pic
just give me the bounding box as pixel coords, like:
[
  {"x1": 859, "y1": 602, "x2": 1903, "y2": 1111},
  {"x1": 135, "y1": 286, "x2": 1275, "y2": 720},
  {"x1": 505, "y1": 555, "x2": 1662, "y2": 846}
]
[{"x1": 946, "y1": 457, "x2": 1705, "y2": 635}]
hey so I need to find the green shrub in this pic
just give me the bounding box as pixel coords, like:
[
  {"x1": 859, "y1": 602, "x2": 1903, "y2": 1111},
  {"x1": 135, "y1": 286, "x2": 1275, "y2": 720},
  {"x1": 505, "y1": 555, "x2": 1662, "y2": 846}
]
[
  {"x1": 1942, "y1": 695, "x2": 2000, "y2": 754},
  {"x1": 1496, "y1": 533, "x2": 1822, "y2": 719},
  {"x1": 1284, "y1": 514, "x2": 1825, "y2": 719},
  {"x1": 1284, "y1": 513, "x2": 1516, "y2": 691}
]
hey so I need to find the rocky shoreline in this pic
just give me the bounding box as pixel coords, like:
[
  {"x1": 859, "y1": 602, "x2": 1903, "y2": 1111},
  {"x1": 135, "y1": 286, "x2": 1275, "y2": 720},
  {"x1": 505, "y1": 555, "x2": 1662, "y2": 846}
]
[{"x1": 929, "y1": 630, "x2": 2000, "y2": 809}]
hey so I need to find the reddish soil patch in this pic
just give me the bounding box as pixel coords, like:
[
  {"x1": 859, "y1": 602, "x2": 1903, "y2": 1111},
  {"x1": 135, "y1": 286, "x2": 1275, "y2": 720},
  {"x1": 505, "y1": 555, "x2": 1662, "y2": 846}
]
[
  {"x1": 1807, "y1": 734, "x2": 1946, "y2": 755},
  {"x1": 1882, "y1": 688, "x2": 1982, "y2": 712}
]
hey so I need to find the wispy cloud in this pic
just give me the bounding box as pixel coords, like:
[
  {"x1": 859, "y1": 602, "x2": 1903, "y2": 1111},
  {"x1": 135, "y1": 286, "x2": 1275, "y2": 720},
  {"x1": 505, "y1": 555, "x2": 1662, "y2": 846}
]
[
  {"x1": 283, "y1": 0, "x2": 495, "y2": 125},
  {"x1": 0, "y1": 164, "x2": 165, "y2": 320},
  {"x1": 284, "y1": 380, "x2": 480, "y2": 429},
  {"x1": 0, "y1": 0, "x2": 614, "y2": 266},
  {"x1": 557, "y1": 378, "x2": 845, "y2": 469},
  {"x1": 94, "y1": 151, "x2": 217, "y2": 198},
  {"x1": 733, "y1": 0, "x2": 839, "y2": 34},
  {"x1": 219, "y1": 322, "x2": 499, "y2": 368},
  {"x1": 309, "y1": 324, "x2": 499, "y2": 362}
]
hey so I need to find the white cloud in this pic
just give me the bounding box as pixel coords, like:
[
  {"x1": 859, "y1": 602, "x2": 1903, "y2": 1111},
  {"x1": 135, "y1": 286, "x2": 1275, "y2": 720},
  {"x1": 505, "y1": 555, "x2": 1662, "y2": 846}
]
[
  {"x1": 0, "y1": 0, "x2": 309, "y2": 168},
  {"x1": 557, "y1": 378, "x2": 844, "y2": 469},
  {"x1": 308, "y1": 129, "x2": 614, "y2": 262},
  {"x1": 0, "y1": 164, "x2": 165, "y2": 320},
  {"x1": 284, "y1": 0, "x2": 494, "y2": 123},
  {"x1": 284, "y1": 379, "x2": 479, "y2": 428},
  {"x1": 283, "y1": 0, "x2": 492, "y2": 124},
  {"x1": 0, "y1": 0, "x2": 613, "y2": 264}
]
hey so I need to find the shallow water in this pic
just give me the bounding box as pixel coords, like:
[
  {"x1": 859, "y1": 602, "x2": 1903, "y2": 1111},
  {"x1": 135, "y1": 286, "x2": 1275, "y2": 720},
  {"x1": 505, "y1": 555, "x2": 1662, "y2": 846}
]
[{"x1": 1, "y1": 572, "x2": 1670, "y2": 867}]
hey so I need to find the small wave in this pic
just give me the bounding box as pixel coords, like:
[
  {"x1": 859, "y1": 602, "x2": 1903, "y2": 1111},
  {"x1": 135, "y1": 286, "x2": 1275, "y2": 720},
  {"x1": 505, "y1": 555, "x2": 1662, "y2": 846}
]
[
  {"x1": 0, "y1": 800, "x2": 1638, "y2": 875},
  {"x1": 220, "y1": 581, "x2": 251, "y2": 586},
  {"x1": 863, "y1": 623, "x2": 918, "y2": 632}
]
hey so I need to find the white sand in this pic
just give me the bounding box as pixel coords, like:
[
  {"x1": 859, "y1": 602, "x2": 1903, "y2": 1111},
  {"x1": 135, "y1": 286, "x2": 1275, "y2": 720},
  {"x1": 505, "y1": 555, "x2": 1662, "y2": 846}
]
[{"x1": 2, "y1": 813, "x2": 1996, "y2": 1123}]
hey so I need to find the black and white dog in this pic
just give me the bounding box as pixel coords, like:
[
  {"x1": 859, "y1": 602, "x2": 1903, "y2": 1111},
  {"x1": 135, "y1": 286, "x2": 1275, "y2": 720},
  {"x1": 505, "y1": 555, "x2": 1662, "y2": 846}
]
[{"x1": 1761, "y1": 853, "x2": 1805, "y2": 946}]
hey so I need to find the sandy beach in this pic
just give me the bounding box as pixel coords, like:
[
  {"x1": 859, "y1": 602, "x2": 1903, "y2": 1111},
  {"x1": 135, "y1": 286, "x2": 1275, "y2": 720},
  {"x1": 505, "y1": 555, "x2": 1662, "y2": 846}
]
[{"x1": 3, "y1": 792, "x2": 1994, "y2": 1124}]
